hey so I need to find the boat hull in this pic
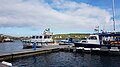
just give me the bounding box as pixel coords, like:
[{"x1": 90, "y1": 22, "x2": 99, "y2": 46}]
[
  {"x1": 74, "y1": 42, "x2": 120, "y2": 49},
  {"x1": 59, "y1": 42, "x2": 73, "y2": 45},
  {"x1": 74, "y1": 43, "x2": 102, "y2": 48},
  {"x1": 22, "y1": 40, "x2": 54, "y2": 48}
]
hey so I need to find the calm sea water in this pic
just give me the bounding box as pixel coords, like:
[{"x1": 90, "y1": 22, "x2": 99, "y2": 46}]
[
  {"x1": 9, "y1": 52, "x2": 120, "y2": 67},
  {"x1": 0, "y1": 41, "x2": 120, "y2": 67},
  {"x1": 0, "y1": 40, "x2": 23, "y2": 53}
]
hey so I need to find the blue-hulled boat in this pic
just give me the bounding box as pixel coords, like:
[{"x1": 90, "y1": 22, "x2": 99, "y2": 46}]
[{"x1": 74, "y1": 33, "x2": 120, "y2": 49}]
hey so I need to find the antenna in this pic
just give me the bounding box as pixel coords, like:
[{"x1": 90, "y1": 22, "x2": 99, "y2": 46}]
[
  {"x1": 112, "y1": 0, "x2": 115, "y2": 33},
  {"x1": 94, "y1": 26, "x2": 99, "y2": 33}
]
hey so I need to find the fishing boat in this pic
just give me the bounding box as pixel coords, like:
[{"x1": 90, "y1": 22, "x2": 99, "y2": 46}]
[
  {"x1": 22, "y1": 29, "x2": 54, "y2": 48},
  {"x1": 3, "y1": 37, "x2": 14, "y2": 42},
  {"x1": 59, "y1": 38, "x2": 74, "y2": 45},
  {"x1": 74, "y1": 33, "x2": 120, "y2": 49}
]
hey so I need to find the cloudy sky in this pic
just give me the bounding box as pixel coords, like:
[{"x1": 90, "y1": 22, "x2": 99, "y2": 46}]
[{"x1": 0, "y1": 0, "x2": 120, "y2": 36}]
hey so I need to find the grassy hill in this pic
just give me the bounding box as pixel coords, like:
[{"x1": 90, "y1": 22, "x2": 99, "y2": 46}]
[
  {"x1": 53, "y1": 32, "x2": 120, "y2": 40},
  {"x1": 53, "y1": 33, "x2": 90, "y2": 40}
]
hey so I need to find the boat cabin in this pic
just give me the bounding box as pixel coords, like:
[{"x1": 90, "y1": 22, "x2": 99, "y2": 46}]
[
  {"x1": 30, "y1": 34, "x2": 53, "y2": 43},
  {"x1": 22, "y1": 28, "x2": 54, "y2": 48},
  {"x1": 31, "y1": 35, "x2": 52, "y2": 39},
  {"x1": 87, "y1": 35, "x2": 100, "y2": 45},
  {"x1": 83, "y1": 33, "x2": 120, "y2": 45}
]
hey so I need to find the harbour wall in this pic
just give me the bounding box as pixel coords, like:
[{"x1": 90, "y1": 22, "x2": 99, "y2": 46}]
[
  {"x1": 0, "y1": 45, "x2": 71, "y2": 61},
  {"x1": 0, "y1": 45, "x2": 120, "y2": 61}
]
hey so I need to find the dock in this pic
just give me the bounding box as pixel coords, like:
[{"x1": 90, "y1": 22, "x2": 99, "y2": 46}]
[
  {"x1": 1, "y1": 45, "x2": 120, "y2": 67},
  {"x1": 1, "y1": 45, "x2": 120, "y2": 61},
  {"x1": 0, "y1": 45, "x2": 72, "y2": 61},
  {"x1": 74, "y1": 47, "x2": 120, "y2": 55}
]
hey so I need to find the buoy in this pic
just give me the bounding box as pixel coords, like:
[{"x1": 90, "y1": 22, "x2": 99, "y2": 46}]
[{"x1": 1, "y1": 61, "x2": 12, "y2": 66}]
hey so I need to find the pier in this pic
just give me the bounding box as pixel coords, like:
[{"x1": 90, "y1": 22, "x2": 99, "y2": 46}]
[
  {"x1": 0, "y1": 45, "x2": 120, "y2": 67},
  {"x1": 0, "y1": 45, "x2": 72, "y2": 61},
  {"x1": 74, "y1": 47, "x2": 120, "y2": 55},
  {"x1": 1, "y1": 45, "x2": 120, "y2": 61}
]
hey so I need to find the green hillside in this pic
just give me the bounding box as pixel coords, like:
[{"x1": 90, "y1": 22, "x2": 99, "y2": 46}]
[{"x1": 53, "y1": 33, "x2": 90, "y2": 40}]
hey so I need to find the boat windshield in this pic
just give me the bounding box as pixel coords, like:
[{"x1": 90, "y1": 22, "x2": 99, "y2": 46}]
[
  {"x1": 88, "y1": 36, "x2": 97, "y2": 40},
  {"x1": 65, "y1": 38, "x2": 69, "y2": 40}
]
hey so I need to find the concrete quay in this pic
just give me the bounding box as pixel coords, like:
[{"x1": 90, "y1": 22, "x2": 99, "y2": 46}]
[
  {"x1": 74, "y1": 47, "x2": 120, "y2": 55},
  {"x1": 1, "y1": 45, "x2": 120, "y2": 61},
  {"x1": 1, "y1": 45, "x2": 120, "y2": 67},
  {"x1": 0, "y1": 45, "x2": 72, "y2": 61}
]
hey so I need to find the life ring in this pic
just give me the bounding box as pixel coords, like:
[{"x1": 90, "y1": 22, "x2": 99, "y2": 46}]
[
  {"x1": 110, "y1": 41, "x2": 120, "y2": 44},
  {"x1": 110, "y1": 42, "x2": 113, "y2": 44}
]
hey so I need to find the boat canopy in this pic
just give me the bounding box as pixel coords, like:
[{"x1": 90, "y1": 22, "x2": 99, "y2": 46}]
[{"x1": 98, "y1": 34, "x2": 120, "y2": 37}]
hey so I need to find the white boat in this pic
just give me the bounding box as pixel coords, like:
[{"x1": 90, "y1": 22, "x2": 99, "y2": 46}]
[
  {"x1": 22, "y1": 29, "x2": 54, "y2": 48},
  {"x1": 74, "y1": 33, "x2": 120, "y2": 49},
  {"x1": 59, "y1": 38, "x2": 74, "y2": 45},
  {"x1": 3, "y1": 37, "x2": 14, "y2": 42}
]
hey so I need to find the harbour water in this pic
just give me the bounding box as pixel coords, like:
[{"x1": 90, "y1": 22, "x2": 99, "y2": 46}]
[
  {"x1": 0, "y1": 40, "x2": 23, "y2": 53},
  {"x1": 11, "y1": 52, "x2": 120, "y2": 67},
  {"x1": 0, "y1": 41, "x2": 120, "y2": 67}
]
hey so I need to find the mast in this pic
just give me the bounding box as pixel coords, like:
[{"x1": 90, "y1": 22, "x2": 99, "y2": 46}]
[{"x1": 112, "y1": 0, "x2": 115, "y2": 33}]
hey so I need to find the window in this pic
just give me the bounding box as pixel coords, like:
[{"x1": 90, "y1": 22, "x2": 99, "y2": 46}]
[
  {"x1": 47, "y1": 36, "x2": 51, "y2": 38},
  {"x1": 32, "y1": 36, "x2": 35, "y2": 39},
  {"x1": 88, "y1": 36, "x2": 97, "y2": 40},
  {"x1": 36, "y1": 36, "x2": 39, "y2": 39},
  {"x1": 65, "y1": 38, "x2": 68, "y2": 40},
  {"x1": 39, "y1": 36, "x2": 42, "y2": 39},
  {"x1": 44, "y1": 36, "x2": 47, "y2": 39}
]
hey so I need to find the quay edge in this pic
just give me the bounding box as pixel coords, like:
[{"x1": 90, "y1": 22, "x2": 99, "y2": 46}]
[
  {"x1": 0, "y1": 45, "x2": 72, "y2": 61},
  {"x1": 1, "y1": 45, "x2": 120, "y2": 61}
]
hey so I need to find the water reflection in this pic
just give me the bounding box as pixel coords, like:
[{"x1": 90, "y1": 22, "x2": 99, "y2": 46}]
[{"x1": 11, "y1": 52, "x2": 120, "y2": 67}]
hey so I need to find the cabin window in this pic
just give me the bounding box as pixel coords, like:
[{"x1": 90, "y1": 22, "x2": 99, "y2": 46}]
[
  {"x1": 69, "y1": 38, "x2": 73, "y2": 42},
  {"x1": 46, "y1": 36, "x2": 49, "y2": 38},
  {"x1": 36, "y1": 36, "x2": 39, "y2": 39},
  {"x1": 115, "y1": 38, "x2": 120, "y2": 41},
  {"x1": 65, "y1": 38, "x2": 68, "y2": 40},
  {"x1": 82, "y1": 41, "x2": 86, "y2": 43},
  {"x1": 32, "y1": 36, "x2": 35, "y2": 39},
  {"x1": 44, "y1": 36, "x2": 47, "y2": 39},
  {"x1": 39, "y1": 36, "x2": 42, "y2": 39},
  {"x1": 88, "y1": 36, "x2": 97, "y2": 40},
  {"x1": 47, "y1": 36, "x2": 51, "y2": 38},
  {"x1": 45, "y1": 35, "x2": 51, "y2": 39}
]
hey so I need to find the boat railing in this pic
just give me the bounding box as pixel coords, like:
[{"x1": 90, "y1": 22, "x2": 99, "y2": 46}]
[{"x1": 102, "y1": 39, "x2": 120, "y2": 46}]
